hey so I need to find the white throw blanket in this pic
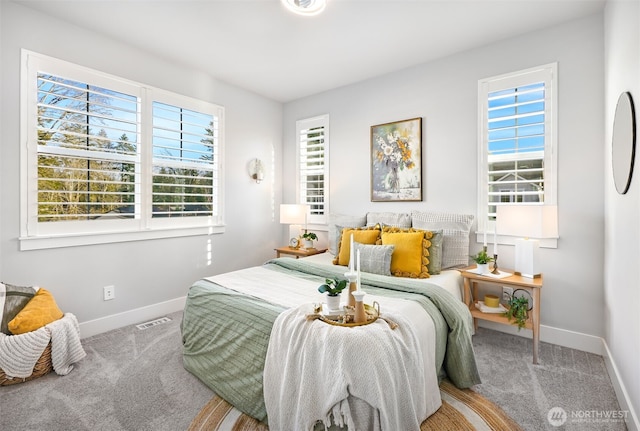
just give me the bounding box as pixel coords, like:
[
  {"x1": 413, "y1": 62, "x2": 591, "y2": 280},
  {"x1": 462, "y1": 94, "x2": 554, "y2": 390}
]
[
  {"x1": 264, "y1": 304, "x2": 441, "y2": 431},
  {"x1": 0, "y1": 313, "x2": 86, "y2": 378}
]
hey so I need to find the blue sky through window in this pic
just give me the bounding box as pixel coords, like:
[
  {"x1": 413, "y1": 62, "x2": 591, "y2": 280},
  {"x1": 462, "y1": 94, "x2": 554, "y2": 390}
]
[{"x1": 488, "y1": 82, "x2": 545, "y2": 156}]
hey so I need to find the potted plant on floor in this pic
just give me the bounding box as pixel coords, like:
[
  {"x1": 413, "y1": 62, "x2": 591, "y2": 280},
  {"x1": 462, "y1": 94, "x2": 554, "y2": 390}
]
[
  {"x1": 470, "y1": 249, "x2": 494, "y2": 274},
  {"x1": 318, "y1": 277, "x2": 348, "y2": 311}
]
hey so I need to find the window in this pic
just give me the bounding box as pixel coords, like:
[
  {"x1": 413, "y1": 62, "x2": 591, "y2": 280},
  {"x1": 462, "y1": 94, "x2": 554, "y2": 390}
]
[
  {"x1": 296, "y1": 115, "x2": 329, "y2": 225},
  {"x1": 478, "y1": 63, "x2": 557, "y2": 239},
  {"x1": 21, "y1": 50, "x2": 224, "y2": 249}
]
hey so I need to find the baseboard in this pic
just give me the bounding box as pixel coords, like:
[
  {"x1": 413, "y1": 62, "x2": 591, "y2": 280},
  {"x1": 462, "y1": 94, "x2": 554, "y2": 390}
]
[
  {"x1": 477, "y1": 320, "x2": 604, "y2": 355},
  {"x1": 79, "y1": 296, "x2": 186, "y2": 339},
  {"x1": 602, "y1": 341, "x2": 640, "y2": 431}
]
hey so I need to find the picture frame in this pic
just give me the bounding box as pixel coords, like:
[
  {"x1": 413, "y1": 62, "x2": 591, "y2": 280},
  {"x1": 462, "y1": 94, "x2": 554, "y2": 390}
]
[{"x1": 370, "y1": 117, "x2": 422, "y2": 202}]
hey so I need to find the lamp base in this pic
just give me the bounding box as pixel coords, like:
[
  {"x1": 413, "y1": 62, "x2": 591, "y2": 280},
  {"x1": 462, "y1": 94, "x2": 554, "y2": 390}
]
[
  {"x1": 514, "y1": 271, "x2": 542, "y2": 279},
  {"x1": 514, "y1": 238, "x2": 541, "y2": 279}
]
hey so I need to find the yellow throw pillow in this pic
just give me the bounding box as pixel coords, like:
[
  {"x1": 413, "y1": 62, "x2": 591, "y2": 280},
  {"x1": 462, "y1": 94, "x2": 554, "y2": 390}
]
[
  {"x1": 8, "y1": 288, "x2": 64, "y2": 334},
  {"x1": 381, "y1": 227, "x2": 432, "y2": 278},
  {"x1": 333, "y1": 227, "x2": 381, "y2": 266}
]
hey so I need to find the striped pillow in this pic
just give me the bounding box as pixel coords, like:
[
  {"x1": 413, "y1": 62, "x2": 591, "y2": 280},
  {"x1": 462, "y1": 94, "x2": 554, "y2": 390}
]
[
  {"x1": 411, "y1": 211, "x2": 474, "y2": 269},
  {"x1": 353, "y1": 243, "x2": 395, "y2": 276},
  {"x1": 0, "y1": 283, "x2": 36, "y2": 334}
]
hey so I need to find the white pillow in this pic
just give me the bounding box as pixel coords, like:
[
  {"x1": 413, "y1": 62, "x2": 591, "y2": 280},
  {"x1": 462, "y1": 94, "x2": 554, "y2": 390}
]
[
  {"x1": 328, "y1": 213, "x2": 366, "y2": 255},
  {"x1": 411, "y1": 211, "x2": 474, "y2": 269},
  {"x1": 366, "y1": 212, "x2": 412, "y2": 228}
]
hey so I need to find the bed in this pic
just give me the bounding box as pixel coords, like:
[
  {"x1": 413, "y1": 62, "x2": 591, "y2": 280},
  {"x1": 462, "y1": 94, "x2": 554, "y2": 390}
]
[{"x1": 181, "y1": 250, "x2": 481, "y2": 428}]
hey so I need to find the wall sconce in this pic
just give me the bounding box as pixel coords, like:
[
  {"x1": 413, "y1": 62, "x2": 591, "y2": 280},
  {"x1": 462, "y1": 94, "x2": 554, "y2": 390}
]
[
  {"x1": 496, "y1": 205, "x2": 558, "y2": 278},
  {"x1": 248, "y1": 158, "x2": 264, "y2": 183}
]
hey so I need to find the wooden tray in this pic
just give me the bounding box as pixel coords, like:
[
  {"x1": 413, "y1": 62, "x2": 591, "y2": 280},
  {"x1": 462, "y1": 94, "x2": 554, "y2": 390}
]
[{"x1": 314, "y1": 302, "x2": 380, "y2": 327}]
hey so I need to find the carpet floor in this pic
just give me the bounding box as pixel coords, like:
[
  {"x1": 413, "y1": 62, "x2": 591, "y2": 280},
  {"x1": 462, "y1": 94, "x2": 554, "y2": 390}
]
[{"x1": 0, "y1": 310, "x2": 627, "y2": 431}]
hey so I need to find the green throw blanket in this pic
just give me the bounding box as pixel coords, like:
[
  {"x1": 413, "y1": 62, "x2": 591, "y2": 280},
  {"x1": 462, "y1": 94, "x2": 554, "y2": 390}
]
[{"x1": 181, "y1": 258, "x2": 481, "y2": 424}]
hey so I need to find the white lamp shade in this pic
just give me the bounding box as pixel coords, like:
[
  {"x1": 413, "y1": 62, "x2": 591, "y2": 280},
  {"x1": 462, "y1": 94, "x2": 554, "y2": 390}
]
[
  {"x1": 496, "y1": 205, "x2": 557, "y2": 278},
  {"x1": 279, "y1": 204, "x2": 309, "y2": 225},
  {"x1": 496, "y1": 205, "x2": 558, "y2": 239}
]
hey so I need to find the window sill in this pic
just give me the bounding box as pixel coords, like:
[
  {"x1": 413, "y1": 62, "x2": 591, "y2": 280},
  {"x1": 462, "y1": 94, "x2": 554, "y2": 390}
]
[
  {"x1": 19, "y1": 225, "x2": 225, "y2": 251},
  {"x1": 474, "y1": 232, "x2": 557, "y2": 249}
]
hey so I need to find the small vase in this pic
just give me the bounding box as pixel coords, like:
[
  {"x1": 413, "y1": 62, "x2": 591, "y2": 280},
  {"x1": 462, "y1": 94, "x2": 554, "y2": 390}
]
[
  {"x1": 326, "y1": 293, "x2": 341, "y2": 311},
  {"x1": 476, "y1": 263, "x2": 489, "y2": 274},
  {"x1": 388, "y1": 165, "x2": 399, "y2": 193},
  {"x1": 304, "y1": 239, "x2": 314, "y2": 249}
]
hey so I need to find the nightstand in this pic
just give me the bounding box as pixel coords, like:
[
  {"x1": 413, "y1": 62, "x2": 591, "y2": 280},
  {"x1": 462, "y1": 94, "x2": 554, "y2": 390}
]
[
  {"x1": 461, "y1": 266, "x2": 543, "y2": 364},
  {"x1": 275, "y1": 246, "x2": 327, "y2": 259}
]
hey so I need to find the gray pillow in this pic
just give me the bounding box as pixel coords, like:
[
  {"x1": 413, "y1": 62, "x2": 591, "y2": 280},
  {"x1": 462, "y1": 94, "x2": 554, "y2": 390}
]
[
  {"x1": 328, "y1": 213, "x2": 366, "y2": 255},
  {"x1": 0, "y1": 282, "x2": 37, "y2": 334},
  {"x1": 411, "y1": 211, "x2": 474, "y2": 269},
  {"x1": 353, "y1": 243, "x2": 395, "y2": 276}
]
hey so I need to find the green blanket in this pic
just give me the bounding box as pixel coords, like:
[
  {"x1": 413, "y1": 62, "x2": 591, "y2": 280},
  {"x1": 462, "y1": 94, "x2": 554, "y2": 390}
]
[{"x1": 181, "y1": 258, "x2": 480, "y2": 424}]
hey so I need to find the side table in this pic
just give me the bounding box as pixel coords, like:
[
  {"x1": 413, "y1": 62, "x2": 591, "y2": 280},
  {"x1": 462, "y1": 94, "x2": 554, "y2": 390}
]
[
  {"x1": 461, "y1": 266, "x2": 543, "y2": 364},
  {"x1": 275, "y1": 246, "x2": 327, "y2": 259}
]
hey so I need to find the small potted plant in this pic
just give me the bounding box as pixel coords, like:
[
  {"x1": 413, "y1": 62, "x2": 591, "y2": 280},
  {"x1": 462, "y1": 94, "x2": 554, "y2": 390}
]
[
  {"x1": 504, "y1": 290, "x2": 531, "y2": 331},
  {"x1": 318, "y1": 277, "x2": 347, "y2": 310},
  {"x1": 302, "y1": 232, "x2": 318, "y2": 249},
  {"x1": 470, "y1": 249, "x2": 494, "y2": 274}
]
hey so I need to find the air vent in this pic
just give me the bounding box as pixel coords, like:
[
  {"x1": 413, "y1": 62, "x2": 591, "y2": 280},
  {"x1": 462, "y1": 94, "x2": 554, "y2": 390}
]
[{"x1": 136, "y1": 316, "x2": 171, "y2": 330}]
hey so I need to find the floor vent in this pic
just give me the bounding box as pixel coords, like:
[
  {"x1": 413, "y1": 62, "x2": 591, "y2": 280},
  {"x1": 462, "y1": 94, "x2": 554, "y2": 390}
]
[{"x1": 136, "y1": 316, "x2": 172, "y2": 330}]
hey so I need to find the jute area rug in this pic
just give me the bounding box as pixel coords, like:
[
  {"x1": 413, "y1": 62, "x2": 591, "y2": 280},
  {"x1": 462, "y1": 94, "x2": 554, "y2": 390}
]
[{"x1": 188, "y1": 380, "x2": 522, "y2": 431}]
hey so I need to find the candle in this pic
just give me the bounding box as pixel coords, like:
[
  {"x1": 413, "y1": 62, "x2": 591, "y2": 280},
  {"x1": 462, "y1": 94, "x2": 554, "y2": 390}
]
[
  {"x1": 356, "y1": 249, "x2": 361, "y2": 290},
  {"x1": 493, "y1": 230, "x2": 497, "y2": 255},
  {"x1": 349, "y1": 234, "x2": 355, "y2": 272},
  {"x1": 483, "y1": 231, "x2": 487, "y2": 247}
]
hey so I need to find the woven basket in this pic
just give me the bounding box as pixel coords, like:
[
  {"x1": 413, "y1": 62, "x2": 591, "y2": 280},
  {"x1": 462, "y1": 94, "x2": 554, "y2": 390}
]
[{"x1": 0, "y1": 342, "x2": 53, "y2": 386}]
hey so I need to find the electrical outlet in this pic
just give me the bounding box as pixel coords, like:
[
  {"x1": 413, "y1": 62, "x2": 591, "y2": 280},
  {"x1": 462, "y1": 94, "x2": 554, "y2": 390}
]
[
  {"x1": 502, "y1": 286, "x2": 513, "y2": 302},
  {"x1": 103, "y1": 285, "x2": 115, "y2": 301}
]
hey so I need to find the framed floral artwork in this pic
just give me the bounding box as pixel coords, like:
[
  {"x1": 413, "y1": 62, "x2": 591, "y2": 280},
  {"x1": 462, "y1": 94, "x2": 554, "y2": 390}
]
[{"x1": 370, "y1": 117, "x2": 422, "y2": 202}]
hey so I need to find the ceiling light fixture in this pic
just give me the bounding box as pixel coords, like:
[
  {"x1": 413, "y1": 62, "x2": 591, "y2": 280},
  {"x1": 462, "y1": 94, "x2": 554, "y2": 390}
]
[{"x1": 281, "y1": 0, "x2": 327, "y2": 16}]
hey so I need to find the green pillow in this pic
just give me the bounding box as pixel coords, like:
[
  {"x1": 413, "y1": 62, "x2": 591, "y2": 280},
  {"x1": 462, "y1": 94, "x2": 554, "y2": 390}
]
[
  {"x1": 0, "y1": 282, "x2": 37, "y2": 334},
  {"x1": 426, "y1": 230, "x2": 444, "y2": 275}
]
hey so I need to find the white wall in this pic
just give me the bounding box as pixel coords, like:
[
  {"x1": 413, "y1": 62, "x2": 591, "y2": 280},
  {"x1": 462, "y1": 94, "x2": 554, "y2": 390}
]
[
  {"x1": 0, "y1": 2, "x2": 284, "y2": 335},
  {"x1": 604, "y1": 1, "x2": 640, "y2": 427},
  {"x1": 284, "y1": 14, "x2": 605, "y2": 343}
]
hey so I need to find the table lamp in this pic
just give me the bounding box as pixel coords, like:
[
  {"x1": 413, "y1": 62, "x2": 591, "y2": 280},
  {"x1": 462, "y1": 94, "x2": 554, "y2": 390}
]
[
  {"x1": 496, "y1": 205, "x2": 558, "y2": 278},
  {"x1": 279, "y1": 204, "x2": 309, "y2": 247}
]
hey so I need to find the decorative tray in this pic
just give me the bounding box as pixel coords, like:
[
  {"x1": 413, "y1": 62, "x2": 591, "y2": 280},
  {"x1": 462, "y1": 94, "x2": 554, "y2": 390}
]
[{"x1": 308, "y1": 302, "x2": 382, "y2": 327}]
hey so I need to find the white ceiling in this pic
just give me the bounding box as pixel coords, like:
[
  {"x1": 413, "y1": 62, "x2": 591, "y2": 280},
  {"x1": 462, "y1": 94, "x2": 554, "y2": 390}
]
[{"x1": 13, "y1": 0, "x2": 605, "y2": 102}]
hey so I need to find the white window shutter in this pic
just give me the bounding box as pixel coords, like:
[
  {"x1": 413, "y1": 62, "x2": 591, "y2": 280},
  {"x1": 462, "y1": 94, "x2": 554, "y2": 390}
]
[
  {"x1": 296, "y1": 114, "x2": 329, "y2": 224},
  {"x1": 478, "y1": 63, "x2": 557, "y2": 234}
]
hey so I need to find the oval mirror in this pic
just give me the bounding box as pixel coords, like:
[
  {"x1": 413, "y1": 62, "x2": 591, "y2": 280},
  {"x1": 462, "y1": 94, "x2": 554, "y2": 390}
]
[{"x1": 612, "y1": 92, "x2": 636, "y2": 194}]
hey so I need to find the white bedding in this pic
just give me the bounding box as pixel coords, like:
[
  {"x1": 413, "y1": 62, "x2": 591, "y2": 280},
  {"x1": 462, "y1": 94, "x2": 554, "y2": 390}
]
[
  {"x1": 302, "y1": 251, "x2": 464, "y2": 302},
  {"x1": 264, "y1": 303, "x2": 439, "y2": 431},
  {"x1": 205, "y1": 264, "x2": 442, "y2": 429}
]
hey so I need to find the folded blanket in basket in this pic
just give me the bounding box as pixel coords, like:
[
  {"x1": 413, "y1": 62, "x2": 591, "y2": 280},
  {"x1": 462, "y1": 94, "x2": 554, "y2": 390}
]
[{"x1": 0, "y1": 313, "x2": 86, "y2": 378}]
